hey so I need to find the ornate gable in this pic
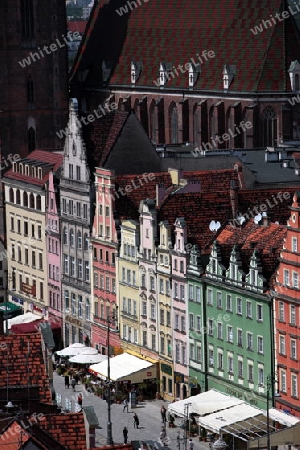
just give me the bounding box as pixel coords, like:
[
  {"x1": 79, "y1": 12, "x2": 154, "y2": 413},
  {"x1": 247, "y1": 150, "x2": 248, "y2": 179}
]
[
  {"x1": 206, "y1": 241, "x2": 225, "y2": 280},
  {"x1": 225, "y1": 244, "x2": 245, "y2": 287},
  {"x1": 245, "y1": 249, "x2": 266, "y2": 293}
]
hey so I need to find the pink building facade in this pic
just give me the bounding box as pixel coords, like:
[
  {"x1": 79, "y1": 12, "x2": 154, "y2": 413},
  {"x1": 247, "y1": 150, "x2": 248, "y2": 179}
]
[{"x1": 91, "y1": 168, "x2": 120, "y2": 353}]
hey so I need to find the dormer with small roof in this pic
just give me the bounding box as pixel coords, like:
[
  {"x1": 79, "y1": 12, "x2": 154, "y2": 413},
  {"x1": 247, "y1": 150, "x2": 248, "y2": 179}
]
[
  {"x1": 289, "y1": 60, "x2": 300, "y2": 91},
  {"x1": 223, "y1": 65, "x2": 236, "y2": 90},
  {"x1": 245, "y1": 249, "x2": 266, "y2": 293},
  {"x1": 206, "y1": 240, "x2": 226, "y2": 281},
  {"x1": 225, "y1": 244, "x2": 245, "y2": 287}
]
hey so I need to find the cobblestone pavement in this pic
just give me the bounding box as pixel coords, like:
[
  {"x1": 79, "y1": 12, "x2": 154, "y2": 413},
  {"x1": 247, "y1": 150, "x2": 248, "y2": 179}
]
[{"x1": 53, "y1": 372, "x2": 210, "y2": 449}]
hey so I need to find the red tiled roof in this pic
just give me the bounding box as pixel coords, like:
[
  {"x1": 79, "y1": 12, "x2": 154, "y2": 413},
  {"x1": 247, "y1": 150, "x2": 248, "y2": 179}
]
[
  {"x1": 39, "y1": 413, "x2": 87, "y2": 450},
  {"x1": 91, "y1": 446, "x2": 133, "y2": 450},
  {"x1": 0, "y1": 333, "x2": 52, "y2": 404},
  {"x1": 0, "y1": 421, "x2": 30, "y2": 450},
  {"x1": 83, "y1": 111, "x2": 130, "y2": 169},
  {"x1": 215, "y1": 219, "x2": 287, "y2": 283},
  {"x1": 3, "y1": 150, "x2": 63, "y2": 186},
  {"x1": 71, "y1": 0, "x2": 300, "y2": 92},
  {"x1": 68, "y1": 20, "x2": 88, "y2": 35}
]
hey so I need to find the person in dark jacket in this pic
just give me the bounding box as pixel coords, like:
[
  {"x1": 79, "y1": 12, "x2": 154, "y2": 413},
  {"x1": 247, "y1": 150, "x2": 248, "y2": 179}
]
[
  {"x1": 65, "y1": 375, "x2": 70, "y2": 388},
  {"x1": 133, "y1": 413, "x2": 139, "y2": 428},
  {"x1": 123, "y1": 426, "x2": 128, "y2": 444}
]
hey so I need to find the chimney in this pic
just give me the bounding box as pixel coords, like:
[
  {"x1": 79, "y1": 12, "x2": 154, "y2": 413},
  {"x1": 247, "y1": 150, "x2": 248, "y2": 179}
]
[
  {"x1": 230, "y1": 179, "x2": 239, "y2": 219},
  {"x1": 262, "y1": 212, "x2": 269, "y2": 226},
  {"x1": 156, "y1": 183, "x2": 166, "y2": 207},
  {"x1": 168, "y1": 167, "x2": 183, "y2": 185}
]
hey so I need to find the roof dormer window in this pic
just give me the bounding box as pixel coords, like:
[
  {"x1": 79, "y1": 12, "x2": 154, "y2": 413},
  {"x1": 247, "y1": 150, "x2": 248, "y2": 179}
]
[
  {"x1": 19, "y1": 163, "x2": 24, "y2": 175},
  {"x1": 188, "y1": 62, "x2": 200, "y2": 88},
  {"x1": 159, "y1": 62, "x2": 172, "y2": 87},
  {"x1": 131, "y1": 61, "x2": 142, "y2": 85},
  {"x1": 12, "y1": 162, "x2": 17, "y2": 172},
  {"x1": 223, "y1": 65, "x2": 236, "y2": 90},
  {"x1": 289, "y1": 60, "x2": 300, "y2": 91},
  {"x1": 25, "y1": 164, "x2": 29, "y2": 176},
  {"x1": 38, "y1": 167, "x2": 42, "y2": 180}
]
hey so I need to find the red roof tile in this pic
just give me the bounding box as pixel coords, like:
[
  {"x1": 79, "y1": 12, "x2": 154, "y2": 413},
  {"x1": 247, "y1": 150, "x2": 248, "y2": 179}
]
[
  {"x1": 4, "y1": 150, "x2": 63, "y2": 187},
  {"x1": 0, "y1": 333, "x2": 52, "y2": 404},
  {"x1": 39, "y1": 413, "x2": 87, "y2": 450},
  {"x1": 71, "y1": 0, "x2": 300, "y2": 92},
  {"x1": 0, "y1": 421, "x2": 30, "y2": 450}
]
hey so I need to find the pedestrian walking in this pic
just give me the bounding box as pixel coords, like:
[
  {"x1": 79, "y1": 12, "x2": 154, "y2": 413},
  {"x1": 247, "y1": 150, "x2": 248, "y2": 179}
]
[
  {"x1": 123, "y1": 426, "x2": 128, "y2": 444},
  {"x1": 161, "y1": 405, "x2": 167, "y2": 423},
  {"x1": 189, "y1": 438, "x2": 194, "y2": 450},
  {"x1": 64, "y1": 375, "x2": 70, "y2": 389},
  {"x1": 133, "y1": 412, "x2": 139, "y2": 429},
  {"x1": 71, "y1": 377, "x2": 76, "y2": 392},
  {"x1": 78, "y1": 393, "x2": 83, "y2": 409},
  {"x1": 123, "y1": 398, "x2": 129, "y2": 412}
]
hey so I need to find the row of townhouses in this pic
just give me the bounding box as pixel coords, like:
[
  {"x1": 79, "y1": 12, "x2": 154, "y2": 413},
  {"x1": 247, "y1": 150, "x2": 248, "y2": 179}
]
[{"x1": 1, "y1": 103, "x2": 300, "y2": 418}]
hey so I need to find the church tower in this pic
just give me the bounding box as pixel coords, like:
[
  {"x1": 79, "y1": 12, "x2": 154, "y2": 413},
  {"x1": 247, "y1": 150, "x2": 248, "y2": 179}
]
[{"x1": 0, "y1": 0, "x2": 69, "y2": 159}]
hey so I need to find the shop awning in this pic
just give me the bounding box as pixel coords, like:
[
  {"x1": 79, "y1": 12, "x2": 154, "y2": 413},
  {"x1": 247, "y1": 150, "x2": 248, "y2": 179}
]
[
  {"x1": 7, "y1": 312, "x2": 38, "y2": 329},
  {"x1": 267, "y1": 408, "x2": 300, "y2": 427},
  {"x1": 168, "y1": 389, "x2": 244, "y2": 418},
  {"x1": 89, "y1": 352, "x2": 156, "y2": 382},
  {"x1": 0, "y1": 302, "x2": 22, "y2": 318}
]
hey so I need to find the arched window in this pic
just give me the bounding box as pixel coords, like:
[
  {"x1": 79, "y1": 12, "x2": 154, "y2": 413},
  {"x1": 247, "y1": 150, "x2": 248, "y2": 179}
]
[
  {"x1": 77, "y1": 231, "x2": 82, "y2": 249},
  {"x1": 36, "y1": 195, "x2": 41, "y2": 210},
  {"x1": 296, "y1": 74, "x2": 300, "y2": 91},
  {"x1": 16, "y1": 189, "x2": 21, "y2": 205},
  {"x1": 9, "y1": 188, "x2": 14, "y2": 203},
  {"x1": 23, "y1": 191, "x2": 28, "y2": 207},
  {"x1": 29, "y1": 193, "x2": 35, "y2": 209},
  {"x1": 27, "y1": 76, "x2": 34, "y2": 103},
  {"x1": 70, "y1": 229, "x2": 74, "y2": 247},
  {"x1": 263, "y1": 107, "x2": 277, "y2": 147},
  {"x1": 21, "y1": 0, "x2": 35, "y2": 39},
  {"x1": 170, "y1": 107, "x2": 178, "y2": 143},
  {"x1": 63, "y1": 227, "x2": 68, "y2": 245},
  {"x1": 28, "y1": 127, "x2": 36, "y2": 153}
]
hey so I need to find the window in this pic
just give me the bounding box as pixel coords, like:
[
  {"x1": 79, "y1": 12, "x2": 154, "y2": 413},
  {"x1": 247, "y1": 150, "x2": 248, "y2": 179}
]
[
  {"x1": 64, "y1": 255, "x2": 69, "y2": 274},
  {"x1": 17, "y1": 219, "x2": 21, "y2": 233},
  {"x1": 127, "y1": 298, "x2": 131, "y2": 315},
  {"x1": 236, "y1": 297, "x2": 242, "y2": 315},
  {"x1": 291, "y1": 374, "x2": 298, "y2": 397},
  {"x1": 151, "y1": 304, "x2": 155, "y2": 320},
  {"x1": 226, "y1": 294, "x2": 232, "y2": 312},
  {"x1": 196, "y1": 346, "x2": 202, "y2": 363},
  {"x1": 257, "y1": 336, "x2": 264, "y2": 354},
  {"x1": 161, "y1": 337, "x2": 165, "y2": 354},
  {"x1": 85, "y1": 298, "x2": 90, "y2": 320},
  {"x1": 182, "y1": 346, "x2": 186, "y2": 365},
  {"x1": 237, "y1": 329, "x2": 243, "y2": 346},
  {"x1": 279, "y1": 302, "x2": 285, "y2": 322},
  {"x1": 257, "y1": 304, "x2": 263, "y2": 322},
  {"x1": 247, "y1": 332, "x2": 253, "y2": 350},
  {"x1": 69, "y1": 200, "x2": 73, "y2": 215},
  {"x1": 290, "y1": 305, "x2": 296, "y2": 325},
  {"x1": 292, "y1": 237, "x2": 297, "y2": 253},
  {"x1": 141, "y1": 274, "x2": 146, "y2": 288},
  {"x1": 127, "y1": 270, "x2": 131, "y2": 284},
  {"x1": 32, "y1": 251, "x2": 36, "y2": 268},
  {"x1": 218, "y1": 352, "x2": 224, "y2": 370},
  {"x1": 196, "y1": 286, "x2": 201, "y2": 303},
  {"x1": 180, "y1": 261, "x2": 184, "y2": 273},
  {"x1": 180, "y1": 285, "x2": 185, "y2": 300},
  {"x1": 142, "y1": 301, "x2": 147, "y2": 316},
  {"x1": 38, "y1": 253, "x2": 43, "y2": 270},
  {"x1": 69, "y1": 164, "x2": 73, "y2": 179},
  {"x1": 64, "y1": 290, "x2": 70, "y2": 310},
  {"x1": 280, "y1": 370, "x2": 286, "y2": 392},
  {"x1": 122, "y1": 268, "x2": 126, "y2": 283},
  {"x1": 84, "y1": 261, "x2": 90, "y2": 282},
  {"x1": 159, "y1": 279, "x2": 164, "y2": 294},
  {"x1": 132, "y1": 271, "x2": 136, "y2": 286},
  {"x1": 71, "y1": 293, "x2": 76, "y2": 315},
  {"x1": 11, "y1": 217, "x2": 14, "y2": 231},
  {"x1": 143, "y1": 331, "x2": 147, "y2": 347},
  {"x1": 151, "y1": 334, "x2": 156, "y2": 350},
  {"x1": 174, "y1": 283, "x2": 178, "y2": 298},
  {"x1": 24, "y1": 221, "x2": 28, "y2": 236},
  {"x1": 62, "y1": 199, "x2": 66, "y2": 213},
  {"x1": 208, "y1": 319, "x2": 213, "y2": 336},
  {"x1": 207, "y1": 289, "x2": 213, "y2": 305},
  {"x1": 227, "y1": 326, "x2": 233, "y2": 343},
  {"x1": 77, "y1": 259, "x2": 82, "y2": 279},
  {"x1": 112, "y1": 278, "x2": 116, "y2": 294},
  {"x1": 134, "y1": 329, "x2": 138, "y2": 344},
  {"x1": 25, "y1": 248, "x2": 28, "y2": 265},
  {"x1": 196, "y1": 316, "x2": 201, "y2": 332},
  {"x1": 238, "y1": 360, "x2": 243, "y2": 378},
  {"x1": 217, "y1": 292, "x2": 222, "y2": 308},
  {"x1": 40, "y1": 281, "x2": 43, "y2": 300},
  {"x1": 175, "y1": 314, "x2": 179, "y2": 330},
  {"x1": 76, "y1": 166, "x2": 81, "y2": 181},
  {"x1": 76, "y1": 202, "x2": 81, "y2": 217},
  {"x1": 284, "y1": 269, "x2": 290, "y2": 286},
  {"x1": 189, "y1": 313, "x2": 194, "y2": 329},
  {"x1": 106, "y1": 277, "x2": 110, "y2": 291},
  {"x1": 181, "y1": 316, "x2": 186, "y2": 332},
  {"x1": 279, "y1": 335, "x2": 286, "y2": 355},
  {"x1": 167, "y1": 311, "x2": 171, "y2": 327},
  {"x1": 293, "y1": 272, "x2": 299, "y2": 289},
  {"x1": 217, "y1": 323, "x2": 223, "y2": 339},
  {"x1": 168, "y1": 339, "x2": 172, "y2": 357},
  {"x1": 228, "y1": 355, "x2": 233, "y2": 373},
  {"x1": 258, "y1": 367, "x2": 264, "y2": 386},
  {"x1": 176, "y1": 344, "x2": 180, "y2": 363},
  {"x1": 291, "y1": 336, "x2": 298, "y2": 361},
  {"x1": 246, "y1": 301, "x2": 252, "y2": 318},
  {"x1": 209, "y1": 349, "x2": 214, "y2": 367},
  {"x1": 83, "y1": 204, "x2": 88, "y2": 219},
  {"x1": 150, "y1": 276, "x2": 155, "y2": 291},
  {"x1": 248, "y1": 364, "x2": 254, "y2": 382},
  {"x1": 160, "y1": 309, "x2": 164, "y2": 325},
  {"x1": 166, "y1": 280, "x2": 170, "y2": 296},
  {"x1": 133, "y1": 301, "x2": 137, "y2": 316},
  {"x1": 190, "y1": 343, "x2": 195, "y2": 360},
  {"x1": 78, "y1": 296, "x2": 83, "y2": 317},
  {"x1": 21, "y1": 0, "x2": 35, "y2": 39}
]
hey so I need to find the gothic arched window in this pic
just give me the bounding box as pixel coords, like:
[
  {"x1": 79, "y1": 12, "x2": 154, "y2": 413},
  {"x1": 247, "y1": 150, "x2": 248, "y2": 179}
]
[
  {"x1": 21, "y1": 0, "x2": 35, "y2": 39},
  {"x1": 171, "y1": 107, "x2": 178, "y2": 143},
  {"x1": 263, "y1": 107, "x2": 277, "y2": 147},
  {"x1": 27, "y1": 77, "x2": 34, "y2": 103}
]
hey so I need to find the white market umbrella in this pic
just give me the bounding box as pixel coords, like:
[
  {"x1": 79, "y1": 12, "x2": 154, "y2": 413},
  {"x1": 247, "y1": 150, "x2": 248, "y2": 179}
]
[
  {"x1": 56, "y1": 343, "x2": 87, "y2": 356},
  {"x1": 69, "y1": 352, "x2": 108, "y2": 365}
]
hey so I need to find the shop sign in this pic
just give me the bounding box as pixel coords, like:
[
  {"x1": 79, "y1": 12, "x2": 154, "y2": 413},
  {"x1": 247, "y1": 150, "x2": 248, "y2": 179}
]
[
  {"x1": 147, "y1": 372, "x2": 152, "y2": 377},
  {"x1": 22, "y1": 283, "x2": 36, "y2": 296},
  {"x1": 161, "y1": 363, "x2": 172, "y2": 376},
  {"x1": 174, "y1": 372, "x2": 184, "y2": 383},
  {"x1": 12, "y1": 296, "x2": 24, "y2": 305}
]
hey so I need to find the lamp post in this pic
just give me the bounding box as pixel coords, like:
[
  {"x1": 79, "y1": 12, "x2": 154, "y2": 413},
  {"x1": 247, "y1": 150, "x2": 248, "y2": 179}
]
[
  {"x1": 266, "y1": 374, "x2": 280, "y2": 450},
  {"x1": 4, "y1": 268, "x2": 16, "y2": 335},
  {"x1": 106, "y1": 309, "x2": 117, "y2": 446}
]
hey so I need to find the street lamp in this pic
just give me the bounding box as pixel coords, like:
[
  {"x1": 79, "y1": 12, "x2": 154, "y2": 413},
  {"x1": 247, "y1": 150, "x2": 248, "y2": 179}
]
[
  {"x1": 106, "y1": 309, "x2": 117, "y2": 446},
  {"x1": 266, "y1": 374, "x2": 280, "y2": 450}
]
